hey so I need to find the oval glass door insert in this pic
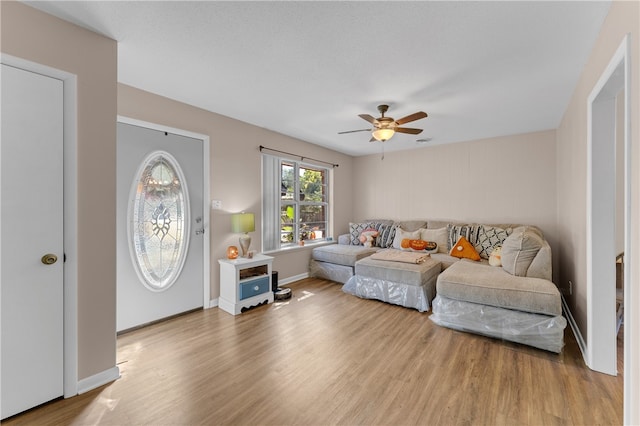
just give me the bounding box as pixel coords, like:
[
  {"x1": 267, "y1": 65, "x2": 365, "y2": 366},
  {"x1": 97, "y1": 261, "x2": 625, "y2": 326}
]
[{"x1": 128, "y1": 151, "x2": 190, "y2": 291}]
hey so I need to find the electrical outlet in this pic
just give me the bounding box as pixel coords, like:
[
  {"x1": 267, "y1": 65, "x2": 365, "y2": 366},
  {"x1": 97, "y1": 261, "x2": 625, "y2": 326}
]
[
  {"x1": 211, "y1": 200, "x2": 222, "y2": 210},
  {"x1": 560, "y1": 280, "x2": 573, "y2": 295}
]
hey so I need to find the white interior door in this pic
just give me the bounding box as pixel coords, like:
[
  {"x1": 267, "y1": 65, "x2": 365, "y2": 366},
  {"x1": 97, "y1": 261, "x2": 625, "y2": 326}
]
[
  {"x1": 117, "y1": 122, "x2": 204, "y2": 332},
  {"x1": 1, "y1": 64, "x2": 64, "y2": 419}
]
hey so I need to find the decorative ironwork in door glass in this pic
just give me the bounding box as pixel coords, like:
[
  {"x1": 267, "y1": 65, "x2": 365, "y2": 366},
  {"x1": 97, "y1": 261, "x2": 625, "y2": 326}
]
[{"x1": 128, "y1": 151, "x2": 190, "y2": 291}]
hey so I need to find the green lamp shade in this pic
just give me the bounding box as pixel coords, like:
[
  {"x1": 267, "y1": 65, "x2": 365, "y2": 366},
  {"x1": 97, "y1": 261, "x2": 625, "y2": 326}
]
[{"x1": 231, "y1": 213, "x2": 255, "y2": 233}]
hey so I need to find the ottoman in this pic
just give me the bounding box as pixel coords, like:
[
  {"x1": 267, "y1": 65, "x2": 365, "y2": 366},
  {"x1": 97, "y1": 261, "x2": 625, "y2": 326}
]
[
  {"x1": 342, "y1": 255, "x2": 442, "y2": 312},
  {"x1": 310, "y1": 244, "x2": 378, "y2": 283}
]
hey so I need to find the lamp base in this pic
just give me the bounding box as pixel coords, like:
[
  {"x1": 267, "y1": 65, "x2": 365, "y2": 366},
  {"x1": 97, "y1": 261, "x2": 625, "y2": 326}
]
[{"x1": 239, "y1": 233, "x2": 251, "y2": 257}]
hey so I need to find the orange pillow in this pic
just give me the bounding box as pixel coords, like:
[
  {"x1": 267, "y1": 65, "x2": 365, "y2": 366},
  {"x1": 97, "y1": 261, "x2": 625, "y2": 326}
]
[{"x1": 449, "y1": 236, "x2": 481, "y2": 261}]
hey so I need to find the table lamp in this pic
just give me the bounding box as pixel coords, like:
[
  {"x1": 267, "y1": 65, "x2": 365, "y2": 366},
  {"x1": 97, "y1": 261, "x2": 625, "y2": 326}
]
[{"x1": 231, "y1": 212, "x2": 255, "y2": 257}]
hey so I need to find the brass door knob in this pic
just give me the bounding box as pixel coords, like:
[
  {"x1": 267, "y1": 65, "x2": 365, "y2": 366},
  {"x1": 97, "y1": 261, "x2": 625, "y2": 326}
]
[{"x1": 41, "y1": 254, "x2": 58, "y2": 265}]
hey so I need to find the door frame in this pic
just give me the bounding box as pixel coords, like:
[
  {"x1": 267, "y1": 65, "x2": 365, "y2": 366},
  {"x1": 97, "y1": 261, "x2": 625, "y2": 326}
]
[
  {"x1": 586, "y1": 34, "x2": 630, "y2": 377},
  {"x1": 117, "y1": 116, "x2": 211, "y2": 308},
  {"x1": 1, "y1": 53, "x2": 79, "y2": 398}
]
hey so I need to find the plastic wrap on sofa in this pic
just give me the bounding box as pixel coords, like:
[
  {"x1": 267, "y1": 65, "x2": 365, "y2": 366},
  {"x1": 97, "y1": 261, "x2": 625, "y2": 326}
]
[
  {"x1": 430, "y1": 295, "x2": 567, "y2": 353},
  {"x1": 309, "y1": 260, "x2": 354, "y2": 284},
  {"x1": 342, "y1": 275, "x2": 430, "y2": 312}
]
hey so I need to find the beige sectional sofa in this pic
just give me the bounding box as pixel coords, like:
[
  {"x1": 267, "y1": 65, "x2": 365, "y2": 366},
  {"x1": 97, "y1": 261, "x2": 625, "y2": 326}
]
[{"x1": 310, "y1": 219, "x2": 567, "y2": 353}]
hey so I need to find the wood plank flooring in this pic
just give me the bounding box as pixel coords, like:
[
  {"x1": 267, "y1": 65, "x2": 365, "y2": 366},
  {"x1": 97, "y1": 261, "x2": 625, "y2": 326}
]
[{"x1": 5, "y1": 278, "x2": 623, "y2": 425}]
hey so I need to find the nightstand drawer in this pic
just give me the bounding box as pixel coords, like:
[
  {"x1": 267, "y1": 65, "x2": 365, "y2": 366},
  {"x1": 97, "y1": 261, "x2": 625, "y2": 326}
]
[{"x1": 239, "y1": 276, "x2": 270, "y2": 300}]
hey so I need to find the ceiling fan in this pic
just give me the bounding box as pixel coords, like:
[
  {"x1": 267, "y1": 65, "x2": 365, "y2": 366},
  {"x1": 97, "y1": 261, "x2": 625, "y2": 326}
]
[{"x1": 338, "y1": 104, "x2": 428, "y2": 142}]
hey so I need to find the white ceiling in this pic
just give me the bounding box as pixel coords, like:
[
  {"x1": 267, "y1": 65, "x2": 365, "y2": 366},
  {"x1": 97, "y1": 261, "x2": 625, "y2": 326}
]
[{"x1": 25, "y1": 1, "x2": 611, "y2": 156}]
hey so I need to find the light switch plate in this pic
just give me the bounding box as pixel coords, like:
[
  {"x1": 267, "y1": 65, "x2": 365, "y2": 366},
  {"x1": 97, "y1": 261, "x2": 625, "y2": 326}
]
[{"x1": 211, "y1": 200, "x2": 222, "y2": 210}]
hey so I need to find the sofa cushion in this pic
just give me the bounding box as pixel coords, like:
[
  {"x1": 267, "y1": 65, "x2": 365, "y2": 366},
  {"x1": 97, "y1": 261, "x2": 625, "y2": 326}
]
[
  {"x1": 396, "y1": 220, "x2": 427, "y2": 232},
  {"x1": 501, "y1": 226, "x2": 544, "y2": 276},
  {"x1": 312, "y1": 244, "x2": 377, "y2": 267},
  {"x1": 426, "y1": 220, "x2": 450, "y2": 230},
  {"x1": 338, "y1": 234, "x2": 351, "y2": 245},
  {"x1": 430, "y1": 253, "x2": 461, "y2": 270},
  {"x1": 365, "y1": 219, "x2": 395, "y2": 226},
  {"x1": 436, "y1": 260, "x2": 561, "y2": 316}
]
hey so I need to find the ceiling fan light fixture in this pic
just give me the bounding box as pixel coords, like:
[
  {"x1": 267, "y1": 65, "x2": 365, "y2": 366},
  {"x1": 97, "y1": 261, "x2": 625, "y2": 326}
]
[
  {"x1": 340, "y1": 104, "x2": 427, "y2": 143},
  {"x1": 372, "y1": 128, "x2": 395, "y2": 142}
]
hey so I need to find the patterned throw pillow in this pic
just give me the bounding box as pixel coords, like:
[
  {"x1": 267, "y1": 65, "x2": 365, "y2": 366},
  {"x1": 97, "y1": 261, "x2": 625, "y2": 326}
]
[
  {"x1": 349, "y1": 222, "x2": 380, "y2": 245},
  {"x1": 447, "y1": 224, "x2": 480, "y2": 251},
  {"x1": 475, "y1": 225, "x2": 513, "y2": 259},
  {"x1": 375, "y1": 223, "x2": 397, "y2": 248}
]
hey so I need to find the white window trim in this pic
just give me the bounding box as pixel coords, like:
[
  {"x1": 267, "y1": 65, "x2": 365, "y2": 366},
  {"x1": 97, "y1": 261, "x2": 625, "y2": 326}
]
[{"x1": 261, "y1": 154, "x2": 331, "y2": 253}]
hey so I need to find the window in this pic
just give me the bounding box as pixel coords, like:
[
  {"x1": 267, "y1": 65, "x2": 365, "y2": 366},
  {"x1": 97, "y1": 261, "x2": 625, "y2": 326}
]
[
  {"x1": 262, "y1": 154, "x2": 330, "y2": 251},
  {"x1": 129, "y1": 151, "x2": 190, "y2": 291}
]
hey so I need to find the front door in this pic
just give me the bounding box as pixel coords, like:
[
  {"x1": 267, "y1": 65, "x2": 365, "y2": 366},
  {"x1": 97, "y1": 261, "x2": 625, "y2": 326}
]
[
  {"x1": 117, "y1": 122, "x2": 204, "y2": 332},
  {"x1": 1, "y1": 64, "x2": 64, "y2": 419}
]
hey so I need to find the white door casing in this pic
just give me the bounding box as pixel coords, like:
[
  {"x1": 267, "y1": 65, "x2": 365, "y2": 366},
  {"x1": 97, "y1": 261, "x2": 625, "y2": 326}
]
[
  {"x1": 586, "y1": 35, "x2": 630, "y2": 379},
  {"x1": 1, "y1": 64, "x2": 64, "y2": 419},
  {"x1": 586, "y1": 34, "x2": 636, "y2": 425},
  {"x1": 117, "y1": 120, "x2": 210, "y2": 332}
]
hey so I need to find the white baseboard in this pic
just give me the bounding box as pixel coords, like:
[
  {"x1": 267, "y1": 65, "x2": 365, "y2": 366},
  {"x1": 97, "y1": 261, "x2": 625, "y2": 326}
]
[
  {"x1": 77, "y1": 366, "x2": 120, "y2": 395},
  {"x1": 207, "y1": 297, "x2": 219, "y2": 309},
  {"x1": 279, "y1": 272, "x2": 309, "y2": 286},
  {"x1": 562, "y1": 295, "x2": 588, "y2": 364}
]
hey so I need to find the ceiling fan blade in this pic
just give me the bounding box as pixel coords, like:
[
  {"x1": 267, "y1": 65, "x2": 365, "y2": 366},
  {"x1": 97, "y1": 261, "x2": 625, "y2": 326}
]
[
  {"x1": 395, "y1": 111, "x2": 428, "y2": 125},
  {"x1": 395, "y1": 127, "x2": 423, "y2": 135},
  {"x1": 338, "y1": 128, "x2": 372, "y2": 134},
  {"x1": 359, "y1": 114, "x2": 378, "y2": 124},
  {"x1": 369, "y1": 136, "x2": 377, "y2": 142}
]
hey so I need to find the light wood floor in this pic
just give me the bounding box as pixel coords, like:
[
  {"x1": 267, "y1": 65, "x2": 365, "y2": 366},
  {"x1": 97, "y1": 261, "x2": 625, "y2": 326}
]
[{"x1": 5, "y1": 278, "x2": 623, "y2": 425}]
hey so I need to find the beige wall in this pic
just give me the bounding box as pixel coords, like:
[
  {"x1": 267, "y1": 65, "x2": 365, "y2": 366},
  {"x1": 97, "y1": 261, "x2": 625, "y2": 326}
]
[
  {"x1": 118, "y1": 84, "x2": 354, "y2": 298},
  {"x1": 556, "y1": 0, "x2": 639, "y2": 339},
  {"x1": 557, "y1": 2, "x2": 639, "y2": 419},
  {"x1": 1, "y1": 2, "x2": 118, "y2": 380},
  {"x1": 352, "y1": 130, "x2": 559, "y2": 278}
]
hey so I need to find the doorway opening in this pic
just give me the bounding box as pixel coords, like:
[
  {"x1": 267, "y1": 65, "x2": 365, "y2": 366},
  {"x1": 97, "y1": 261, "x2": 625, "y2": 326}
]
[{"x1": 586, "y1": 35, "x2": 630, "y2": 377}]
